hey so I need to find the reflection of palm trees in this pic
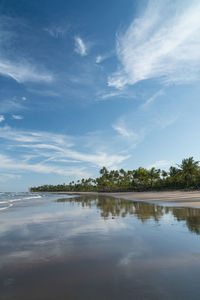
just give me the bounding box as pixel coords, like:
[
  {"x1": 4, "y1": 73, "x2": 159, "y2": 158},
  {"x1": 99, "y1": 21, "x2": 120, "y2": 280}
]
[
  {"x1": 57, "y1": 196, "x2": 200, "y2": 235},
  {"x1": 133, "y1": 202, "x2": 164, "y2": 222},
  {"x1": 96, "y1": 198, "x2": 136, "y2": 219},
  {"x1": 170, "y1": 207, "x2": 200, "y2": 235}
]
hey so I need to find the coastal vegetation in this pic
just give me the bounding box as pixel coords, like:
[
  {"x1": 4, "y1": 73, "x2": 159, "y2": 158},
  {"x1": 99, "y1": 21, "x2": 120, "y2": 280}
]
[{"x1": 30, "y1": 157, "x2": 200, "y2": 192}]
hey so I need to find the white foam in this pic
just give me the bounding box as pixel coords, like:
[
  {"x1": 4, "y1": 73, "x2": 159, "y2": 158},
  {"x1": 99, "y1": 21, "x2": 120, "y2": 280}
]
[
  {"x1": 8, "y1": 195, "x2": 42, "y2": 203},
  {"x1": 24, "y1": 195, "x2": 42, "y2": 200},
  {"x1": 0, "y1": 193, "x2": 43, "y2": 212},
  {"x1": 8, "y1": 198, "x2": 23, "y2": 203},
  {"x1": 0, "y1": 203, "x2": 13, "y2": 211}
]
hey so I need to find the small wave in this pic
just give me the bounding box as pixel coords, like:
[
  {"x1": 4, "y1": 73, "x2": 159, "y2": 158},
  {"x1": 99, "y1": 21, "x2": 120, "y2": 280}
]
[
  {"x1": 9, "y1": 199, "x2": 23, "y2": 203},
  {"x1": 0, "y1": 193, "x2": 43, "y2": 211},
  {"x1": 24, "y1": 195, "x2": 42, "y2": 200},
  {"x1": 8, "y1": 195, "x2": 42, "y2": 203},
  {"x1": 0, "y1": 203, "x2": 13, "y2": 211}
]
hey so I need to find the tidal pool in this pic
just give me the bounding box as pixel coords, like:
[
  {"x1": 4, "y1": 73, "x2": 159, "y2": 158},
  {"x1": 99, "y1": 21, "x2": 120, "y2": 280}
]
[{"x1": 0, "y1": 194, "x2": 200, "y2": 300}]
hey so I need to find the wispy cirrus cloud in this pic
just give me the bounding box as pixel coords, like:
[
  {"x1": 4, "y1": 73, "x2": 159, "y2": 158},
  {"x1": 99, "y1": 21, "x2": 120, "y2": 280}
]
[
  {"x1": 98, "y1": 91, "x2": 123, "y2": 100},
  {"x1": 0, "y1": 153, "x2": 88, "y2": 177},
  {"x1": 0, "y1": 15, "x2": 53, "y2": 83},
  {"x1": 74, "y1": 36, "x2": 87, "y2": 56},
  {"x1": 0, "y1": 126, "x2": 72, "y2": 144},
  {"x1": 112, "y1": 120, "x2": 138, "y2": 139},
  {"x1": 0, "y1": 126, "x2": 129, "y2": 178},
  {"x1": 0, "y1": 60, "x2": 53, "y2": 83},
  {"x1": 141, "y1": 89, "x2": 165, "y2": 109},
  {"x1": 108, "y1": 0, "x2": 200, "y2": 89}
]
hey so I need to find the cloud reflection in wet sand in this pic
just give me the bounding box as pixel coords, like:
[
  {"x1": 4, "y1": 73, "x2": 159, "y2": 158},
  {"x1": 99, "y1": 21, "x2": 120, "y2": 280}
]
[{"x1": 0, "y1": 195, "x2": 200, "y2": 300}]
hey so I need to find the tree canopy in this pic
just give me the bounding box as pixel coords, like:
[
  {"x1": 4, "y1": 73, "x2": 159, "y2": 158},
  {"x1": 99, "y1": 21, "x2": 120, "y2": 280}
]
[{"x1": 30, "y1": 157, "x2": 200, "y2": 192}]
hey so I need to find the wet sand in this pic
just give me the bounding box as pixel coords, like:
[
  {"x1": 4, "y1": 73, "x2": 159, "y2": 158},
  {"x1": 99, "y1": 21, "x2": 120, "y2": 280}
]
[
  {"x1": 1, "y1": 194, "x2": 200, "y2": 299},
  {"x1": 111, "y1": 191, "x2": 200, "y2": 208},
  {"x1": 56, "y1": 191, "x2": 200, "y2": 208}
]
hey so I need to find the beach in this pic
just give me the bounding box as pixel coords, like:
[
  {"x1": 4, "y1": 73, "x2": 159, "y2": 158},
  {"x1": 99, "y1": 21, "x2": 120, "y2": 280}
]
[
  {"x1": 1, "y1": 192, "x2": 200, "y2": 299},
  {"x1": 56, "y1": 190, "x2": 200, "y2": 208}
]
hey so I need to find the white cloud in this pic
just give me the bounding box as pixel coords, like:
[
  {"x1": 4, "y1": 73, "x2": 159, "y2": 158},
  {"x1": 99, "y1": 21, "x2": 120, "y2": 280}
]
[
  {"x1": 12, "y1": 115, "x2": 23, "y2": 120},
  {"x1": 0, "y1": 126, "x2": 72, "y2": 144},
  {"x1": 96, "y1": 52, "x2": 112, "y2": 64},
  {"x1": 20, "y1": 143, "x2": 128, "y2": 169},
  {"x1": 96, "y1": 55, "x2": 103, "y2": 64},
  {"x1": 0, "y1": 153, "x2": 88, "y2": 177},
  {"x1": 97, "y1": 88, "x2": 136, "y2": 101},
  {"x1": 0, "y1": 16, "x2": 53, "y2": 84},
  {"x1": 100, "y1": 91, "x2": 123, "y2": 100},
  {"x1": 0, "y1": 59, "x2": 53, "y2": 83},
  {"x1": 0, "y1": 115, "x2": 5, "y2": 122},
  {"x1": 74, "y1": 36, "x2": 87, "y2": 56},
  {"x1": 96, "y1": 54, "x2": 109, "y2": 64},
  {"x1": 22, "y1": 97, "x2": 26, "y2": 101},
  {"x1": 0, "y1": 206, "x2": 128, "y2": 267},
  {"x1": 147, "y1": 160, "x2": 174, "y2": 170},
  {"x1": 0, "y1": 173, "x2": 21, "y2": 182},
  {"x1": 0, "y1": 126, "x2": 129, "y2": 176},
  {"x1": 108, "y1": 0, "x2": 200, "y2": 89}
]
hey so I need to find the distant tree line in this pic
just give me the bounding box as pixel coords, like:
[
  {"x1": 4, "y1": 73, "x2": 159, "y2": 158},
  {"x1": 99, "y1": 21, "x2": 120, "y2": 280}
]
[{"x1": 30, "y1": 157, "x2": 200, "y2": 192}]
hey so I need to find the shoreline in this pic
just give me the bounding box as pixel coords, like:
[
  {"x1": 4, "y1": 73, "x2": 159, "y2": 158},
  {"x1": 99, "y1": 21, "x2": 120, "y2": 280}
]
[{"x1": 50, "y1": 190, "x2": 200, "y2": 208}]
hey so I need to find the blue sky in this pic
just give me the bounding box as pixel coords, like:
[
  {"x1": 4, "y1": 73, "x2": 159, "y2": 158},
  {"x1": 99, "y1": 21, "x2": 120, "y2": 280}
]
[{"x1": 1, "y1": 0, "x2": 200, "y2": 191}]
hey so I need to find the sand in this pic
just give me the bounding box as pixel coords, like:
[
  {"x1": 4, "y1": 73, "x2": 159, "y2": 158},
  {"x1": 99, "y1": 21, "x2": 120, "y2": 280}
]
[{"x1": 110, "y1": 191, "x2": 200, "y2": 208}]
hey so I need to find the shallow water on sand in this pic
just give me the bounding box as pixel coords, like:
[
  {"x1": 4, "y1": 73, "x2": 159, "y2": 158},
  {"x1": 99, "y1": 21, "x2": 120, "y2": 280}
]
[{"x1": 0, "y1": 194, "x2": 200, "y2": 300}]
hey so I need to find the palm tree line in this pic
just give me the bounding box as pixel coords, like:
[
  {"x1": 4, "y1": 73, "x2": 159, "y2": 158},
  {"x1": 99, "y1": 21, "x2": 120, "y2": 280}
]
[{"x1": 30, "y1": 157, "x2": 200, "y2": 192}]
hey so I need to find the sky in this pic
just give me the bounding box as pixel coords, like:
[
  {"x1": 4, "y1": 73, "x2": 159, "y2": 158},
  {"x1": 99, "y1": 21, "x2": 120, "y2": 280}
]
[{"x1": 1, "y1": 0, "x2": 200, "y2": 191}]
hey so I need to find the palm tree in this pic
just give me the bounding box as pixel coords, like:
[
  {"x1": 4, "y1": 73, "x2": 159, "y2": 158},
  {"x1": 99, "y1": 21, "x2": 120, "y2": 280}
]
[
  {"x1": 161, "y1": 170, "x2": 168, "y2": 178},
  {"x1": 134, "y1": 167, "x2": 149, "y2": 189},
  {"x1": 30, "y1": 157, "x2": 200, "y2": 192},
  {"x1": 178, "y1": 157, "x2": 200, "y2": 188},
  {"x1": 99, "y1": 167, "x2": 108, "y2": 177},
  {"x1": 148, "y1": 167, "x2": 160, "y2": 189},
  {"x1": 168, "y1": 166, "x2": 180, "y2": 188}
]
